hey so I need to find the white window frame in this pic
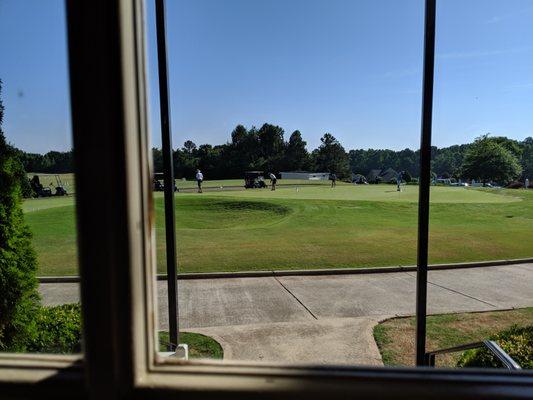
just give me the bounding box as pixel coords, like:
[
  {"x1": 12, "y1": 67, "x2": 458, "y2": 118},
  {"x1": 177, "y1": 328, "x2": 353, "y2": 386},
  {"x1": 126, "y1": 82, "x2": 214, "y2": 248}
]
[{"x1": 0, "y1": 0, "x2": 532, "y2": 398}]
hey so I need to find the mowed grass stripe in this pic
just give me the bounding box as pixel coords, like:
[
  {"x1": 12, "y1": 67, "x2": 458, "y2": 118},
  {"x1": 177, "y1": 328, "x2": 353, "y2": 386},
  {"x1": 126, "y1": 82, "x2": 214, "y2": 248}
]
[{"x1": 22, "y1": 185, "x2": 533, "y2": 276}]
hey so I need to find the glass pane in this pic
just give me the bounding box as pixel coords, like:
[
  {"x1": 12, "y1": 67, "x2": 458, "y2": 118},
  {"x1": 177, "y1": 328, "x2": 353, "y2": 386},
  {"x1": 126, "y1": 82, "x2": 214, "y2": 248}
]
[
  {"x1": 0, "y1": 0, "x2": 81, "y2": 354},
  {"x1": 426, "y1": 0, "x2": 533, "y2": 369},
  {"x1": 147, "y1": 0, "x2": 426, "y2": 366}
]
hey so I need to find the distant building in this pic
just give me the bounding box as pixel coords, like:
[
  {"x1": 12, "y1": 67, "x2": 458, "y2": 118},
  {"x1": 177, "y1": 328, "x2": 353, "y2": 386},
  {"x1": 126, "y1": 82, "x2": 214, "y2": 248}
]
[
  {"x1": 280, "y1": 171, "x2": 330, "y2": 180},
  {"x1": 366, "y1": 168, "x2": 398, "y2": 183},
  {"x1": 366, "y1": 169, "x2": 382, "y2": 183}
]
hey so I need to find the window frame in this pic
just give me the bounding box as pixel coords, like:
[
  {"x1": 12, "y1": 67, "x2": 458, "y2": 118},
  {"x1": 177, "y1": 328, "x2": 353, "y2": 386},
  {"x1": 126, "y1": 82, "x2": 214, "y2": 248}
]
[{"x1": 0, "y1": 0, "x2": 532, "y2": 398}]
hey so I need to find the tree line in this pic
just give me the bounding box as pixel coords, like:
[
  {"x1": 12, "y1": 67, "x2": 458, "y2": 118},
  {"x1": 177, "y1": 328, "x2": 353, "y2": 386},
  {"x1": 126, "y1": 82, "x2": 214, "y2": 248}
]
[
  {"x1": 11, "y1": 122, "x2": 533, "y2": 183},
  {"x1": 351, "y1": 135, "x2": 532, "y2": 183},
  {"x1": 151, "y1": 123, "x2": 532, "y2": 183},
  {"x1": 13, "y1": 149, "x2": 74, "y2": 173},
  {"x1": 152, "y1": 124, "x2": 351, "y2": 180}
]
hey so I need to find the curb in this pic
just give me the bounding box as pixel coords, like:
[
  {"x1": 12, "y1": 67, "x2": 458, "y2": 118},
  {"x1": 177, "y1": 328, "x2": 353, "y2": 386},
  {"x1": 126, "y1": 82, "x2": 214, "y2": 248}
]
[{"x1": 37, "y1": 258, "x2": 533, "y2": 283}]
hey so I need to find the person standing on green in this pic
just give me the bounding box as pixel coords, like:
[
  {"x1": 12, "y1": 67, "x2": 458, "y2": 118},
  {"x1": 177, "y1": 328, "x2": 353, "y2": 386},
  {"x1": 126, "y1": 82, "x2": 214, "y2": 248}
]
[
  {"x1": 397, "y1": 171, "x2": 404, "y2": 192},
  {"x1": 196, "y1": 169, "x2": 204, "y2": 193},
  {"x1": 330, "y1": 172, "x2": 337, "y2": 188}
]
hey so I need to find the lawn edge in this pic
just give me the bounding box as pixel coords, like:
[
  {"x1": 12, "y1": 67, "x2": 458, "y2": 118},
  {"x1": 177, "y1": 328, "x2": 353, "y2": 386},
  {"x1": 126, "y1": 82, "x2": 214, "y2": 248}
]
[
  {"x1": 37, "y1": 257, "x2": 533, "y2": 282},
  {"x1": 372, "y1": 307, "x2": 531, "y2": 368}
]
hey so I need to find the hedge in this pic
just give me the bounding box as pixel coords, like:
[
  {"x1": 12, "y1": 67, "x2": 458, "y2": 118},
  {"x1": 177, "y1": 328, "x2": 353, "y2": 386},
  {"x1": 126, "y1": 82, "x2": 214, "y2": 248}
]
[
  {"x1": 0, "y1": 80, "x2": 40, "y2": 352},
  {"x1": 26, "y1": 303, "x2": 82, "y2": 354},
  {"x1": 457, "y1": 325, "x2": 533, "y2": 369}
]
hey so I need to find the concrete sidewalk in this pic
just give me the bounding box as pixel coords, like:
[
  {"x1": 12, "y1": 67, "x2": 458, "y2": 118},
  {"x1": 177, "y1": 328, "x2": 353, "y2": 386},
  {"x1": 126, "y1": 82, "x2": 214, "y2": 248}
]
[{"x1": 39, "y1": 263, "x2": 533, "y2": 365}]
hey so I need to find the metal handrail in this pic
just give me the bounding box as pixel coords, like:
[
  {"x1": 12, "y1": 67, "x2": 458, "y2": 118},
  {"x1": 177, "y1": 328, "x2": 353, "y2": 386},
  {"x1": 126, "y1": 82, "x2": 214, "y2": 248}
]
[{"x1": 425, "y1": 340, "x2": 521, "y2": 370}]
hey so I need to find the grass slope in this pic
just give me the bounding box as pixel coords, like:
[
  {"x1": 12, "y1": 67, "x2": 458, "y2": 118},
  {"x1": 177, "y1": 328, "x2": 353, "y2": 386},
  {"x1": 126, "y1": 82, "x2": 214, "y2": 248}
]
[
  {"x1": 374, "y1": 308, "x2": 533, "y2": 367},
  {"x1": 23, "y1": 185, "x2": 533, "y2": 276}
]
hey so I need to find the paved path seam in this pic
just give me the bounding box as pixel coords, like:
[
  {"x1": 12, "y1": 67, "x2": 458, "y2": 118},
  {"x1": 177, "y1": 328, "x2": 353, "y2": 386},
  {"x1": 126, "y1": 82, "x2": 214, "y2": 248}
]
[
  {"x1": 273, "y1": 276, "x2": 318, "y2": 320},
  {"x1": 405, "y1": 271, "x2": 498, "y2": 308}
]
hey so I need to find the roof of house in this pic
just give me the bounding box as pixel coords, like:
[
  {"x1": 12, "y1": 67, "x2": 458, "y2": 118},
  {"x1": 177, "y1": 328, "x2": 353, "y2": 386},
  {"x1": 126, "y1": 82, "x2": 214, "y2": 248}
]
[
  {"x1": 366, "y1": 168, "x2": 398, "y2": 182},
  {"x1": 380, "y1": 168, "x2": 398, "y2": 181},
  {"x1": 366, "y1": 169, "x2": 382, "y2": 181}
]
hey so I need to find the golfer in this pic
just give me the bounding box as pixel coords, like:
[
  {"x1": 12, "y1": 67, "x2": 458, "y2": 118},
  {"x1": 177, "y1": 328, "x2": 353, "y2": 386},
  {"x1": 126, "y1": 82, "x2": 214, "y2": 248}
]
[
  {"x1": 397, "y1": 171, "x2": 403, "y2": 192},
  {"x1": 196, "y1": 169, "x2": 204, "y2": 193},
  {"x1": 269, "y1": 172, "x2": 277, "y2": 191},
  {"x1": 330, "y1": 172, "x2": 337, "y2": 188}
]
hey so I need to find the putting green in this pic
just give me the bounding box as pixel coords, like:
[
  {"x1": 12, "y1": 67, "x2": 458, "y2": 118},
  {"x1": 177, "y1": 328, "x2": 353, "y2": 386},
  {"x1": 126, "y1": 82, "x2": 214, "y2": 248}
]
[
  {"x1": 180, "y1": 185, "x2": 520, "y2": 204},
  {"x1": 22, "y1": 185, "x2": 532, "y2": 276}
]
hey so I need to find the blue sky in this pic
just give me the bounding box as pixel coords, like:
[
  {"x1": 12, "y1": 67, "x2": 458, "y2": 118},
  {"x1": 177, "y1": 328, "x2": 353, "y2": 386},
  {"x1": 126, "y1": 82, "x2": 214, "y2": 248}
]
[{"x1": 1, "y1": 0, "x2": 533, "y2": 154}]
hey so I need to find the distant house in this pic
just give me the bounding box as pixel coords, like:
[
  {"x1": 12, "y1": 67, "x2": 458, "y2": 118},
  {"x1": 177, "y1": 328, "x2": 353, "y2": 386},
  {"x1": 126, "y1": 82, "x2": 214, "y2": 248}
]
[
  {"x1": 280, "y1": 171, "x2": 330, "y2": 180},
  {"x1": 380, "y1": 168, "x2": 399, "y2": 182},
  {"x1": 366, "y1": 168, "x2": 398, "y2": 183},
  {"x1": 366, "y1": 169, "x2": 382, "y2": 183}
]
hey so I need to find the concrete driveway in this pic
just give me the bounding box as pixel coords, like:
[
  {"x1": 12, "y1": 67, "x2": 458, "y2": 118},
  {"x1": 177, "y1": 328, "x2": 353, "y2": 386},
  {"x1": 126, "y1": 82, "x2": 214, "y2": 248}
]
[{"x1": 39, "y1": 263, "x2": 533, "y2": 365}]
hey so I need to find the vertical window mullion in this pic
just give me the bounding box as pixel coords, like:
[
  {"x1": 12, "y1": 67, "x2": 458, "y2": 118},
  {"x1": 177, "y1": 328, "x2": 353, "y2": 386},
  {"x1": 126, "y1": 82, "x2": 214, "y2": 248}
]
[
  {"x1": 154, "y1": 0, "x2": 180, "y2": 352},
  {"x1": 66, "y1": 0, "x2": 149, "y2": 395},
  {"x1": 416, "y1": 0, "x2": 437, "y2": 367}
]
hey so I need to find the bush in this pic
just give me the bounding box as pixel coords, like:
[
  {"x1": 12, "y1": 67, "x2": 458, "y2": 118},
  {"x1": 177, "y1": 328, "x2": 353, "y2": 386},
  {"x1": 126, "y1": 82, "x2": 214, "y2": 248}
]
[
  {"x1": 457, "y1": 325, "x2": 533, "y2": 369},
  {"x1": 507, "y1": 181, "x2": 524, "y2": 189},
  {"x1": 26, "y1": 304, "x2": 82, "y2": 353},
  {"x1": 0, "y1": 80, "x2": 40, "y2": 352},
  {"x1": 20, "y1": 176, "x2": 34, "y2": 198}
]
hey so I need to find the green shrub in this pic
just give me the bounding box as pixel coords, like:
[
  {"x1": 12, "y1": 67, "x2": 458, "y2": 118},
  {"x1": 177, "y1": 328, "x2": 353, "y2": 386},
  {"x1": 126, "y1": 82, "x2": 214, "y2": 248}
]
[
  {"x1": 26, "y1": 304, "x2": 82, "y2": 353},
  {"x1": 0, "y1": 80, "x2": 40, "y2": 351},
  {"x1": 20, "y1": 176, "x2": 34, "y2": 198},
  {"x1": 457, "y1": 325, "x2": 533, "y2": 369}
]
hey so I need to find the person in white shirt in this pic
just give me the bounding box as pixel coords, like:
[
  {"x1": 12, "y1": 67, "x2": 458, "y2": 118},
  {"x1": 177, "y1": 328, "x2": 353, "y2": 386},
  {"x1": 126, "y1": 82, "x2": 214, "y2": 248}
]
[
  {"x1": 196, "y1": 169, "x2": 203, "y2": 193},
  {"x1": 269, "y1": 172, "x2": 277, "y2": 191}
]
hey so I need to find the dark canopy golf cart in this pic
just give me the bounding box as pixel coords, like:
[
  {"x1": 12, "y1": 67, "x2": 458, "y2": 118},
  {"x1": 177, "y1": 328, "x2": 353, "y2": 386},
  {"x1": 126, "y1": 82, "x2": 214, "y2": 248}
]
[
  {"x1": 153, "y1": 172, "x2": 178, "y2": 192},
  {"x1": 30, "y1": 174, "x2": 68, "y2": 197},
  {"x1": 244, "y1": 171, "x2": 267, "y2": 189}
]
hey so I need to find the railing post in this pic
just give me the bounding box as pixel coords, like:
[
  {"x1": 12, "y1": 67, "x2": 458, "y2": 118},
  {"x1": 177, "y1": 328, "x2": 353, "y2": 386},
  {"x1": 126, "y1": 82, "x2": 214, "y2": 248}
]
[
  {"x1": 416, "y1": 0, "x2": 437, "y2": 367},
  {"x1": 155, "y1": 0, "x2": 179, "y2": 351}
]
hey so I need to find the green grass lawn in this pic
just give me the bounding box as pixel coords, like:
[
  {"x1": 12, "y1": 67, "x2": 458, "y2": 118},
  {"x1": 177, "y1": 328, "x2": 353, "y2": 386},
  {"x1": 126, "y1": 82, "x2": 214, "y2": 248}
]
[
  {"x1": 158, "y1": 331, "x2": 223, "y2": 359},
  {"x1": 22, "y1": 184, "x2": 533, "y2": 276},
  {"x1": 374, "y1": 308, "x2": 533, "y2": 367}
]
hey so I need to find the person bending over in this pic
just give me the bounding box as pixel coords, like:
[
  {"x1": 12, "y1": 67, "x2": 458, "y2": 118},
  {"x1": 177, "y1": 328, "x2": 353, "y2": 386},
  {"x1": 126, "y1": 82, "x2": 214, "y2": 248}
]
[{"x1": 269, "y1": 172, "x2": 277, "y2": 191}]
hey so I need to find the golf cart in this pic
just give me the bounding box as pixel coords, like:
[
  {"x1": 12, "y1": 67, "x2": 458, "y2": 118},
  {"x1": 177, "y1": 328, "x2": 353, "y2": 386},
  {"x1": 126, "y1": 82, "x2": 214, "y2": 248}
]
[
  {"x1": 153, "y1": 172, "x2": 178, "y2": 192},
  {"x1": 30, "y1": 174, "x2": 68, "y2": 197},
  {"x1": 244, "y1": 171, "x2": 267, "y2": 189}
]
